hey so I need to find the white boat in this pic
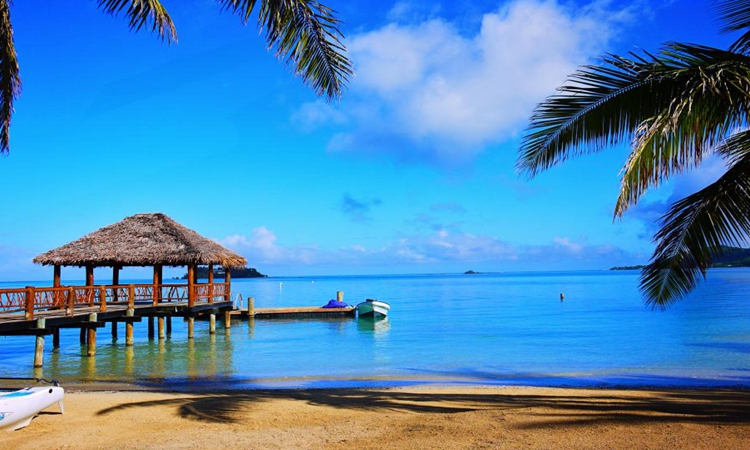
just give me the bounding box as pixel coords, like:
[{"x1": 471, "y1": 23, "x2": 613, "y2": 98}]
[
  {"x1": 356, "y1": 299, "x2": 390, "y2": 318},
  {"x1": 0, "y1": 386, "x2": 65, "y2": 431}
]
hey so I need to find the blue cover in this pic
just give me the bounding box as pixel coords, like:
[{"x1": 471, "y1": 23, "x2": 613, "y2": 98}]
[{"x1": 322, "y1": 299, "x2": 348, "y2": 308}]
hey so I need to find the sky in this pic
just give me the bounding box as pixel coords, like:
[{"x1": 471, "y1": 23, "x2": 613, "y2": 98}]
[{"x1": 0, "y1": 0, "x2": 736, "y2": 281}]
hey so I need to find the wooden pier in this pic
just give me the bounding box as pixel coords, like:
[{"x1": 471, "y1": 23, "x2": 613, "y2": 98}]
[
  {"x1": 0, "y1": 286, "x2": 360, "y2": 370},
  {"x1": 0, "y1": 282, "x2": 234, "y2": 368}
]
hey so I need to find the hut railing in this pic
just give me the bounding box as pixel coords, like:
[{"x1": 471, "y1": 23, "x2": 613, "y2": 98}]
[{"x1": 0, "y1": 282, "x2": 229, "y2": 319}]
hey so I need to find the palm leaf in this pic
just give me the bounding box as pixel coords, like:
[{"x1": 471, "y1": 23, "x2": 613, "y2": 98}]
[
  {"x1": 640, "y1": 140, "x2": 750, "y2": 308},
  {"x1": 716, "y1": 0, "x2": 750, "y2": 53},
  {"x1": 615, "y1": 44, "x2": 750, "y2": 215},
  {"x1": 0, "y1": 0, "x2": 19, "y2": 155},
  {"x1": 97, "y1": 0, "x2": 177, "y2": 43},
  {"x1": 218, "y1": 0, "x2": 352, "y2": 100}
]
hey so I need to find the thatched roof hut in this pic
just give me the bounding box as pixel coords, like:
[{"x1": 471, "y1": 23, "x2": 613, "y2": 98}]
[{"x1": 34, "y1": 213, "x2": 246, "y2": 269}]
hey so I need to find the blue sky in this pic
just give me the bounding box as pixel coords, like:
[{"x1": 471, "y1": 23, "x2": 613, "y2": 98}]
[{"x1": 0, "y1": 0, "x2": 735, "y2": 280}]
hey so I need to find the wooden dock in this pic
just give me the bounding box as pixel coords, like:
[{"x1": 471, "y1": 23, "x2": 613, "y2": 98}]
[
  {"x1": 0, "y1": 282, "x2": 235, "y2": 368},
  {"x1": 0, "y1": 286, "x2": 359, "y2": 370},
  {"x1": 232, "y1": 306, "x2": 356, "y2": 319}
]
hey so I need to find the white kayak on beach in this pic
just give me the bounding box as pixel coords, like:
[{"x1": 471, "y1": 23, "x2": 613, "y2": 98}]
[
  {"x1": 356, "y1": 299, "x2": 390, "y2": 318},
  {"x1": 0, "y1": 386, "x2": 65, "y2": 431}
]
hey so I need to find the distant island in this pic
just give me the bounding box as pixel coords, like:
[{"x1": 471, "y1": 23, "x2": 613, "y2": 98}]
[
  {"x1": 610, "y1": 246, "x2": 750, "y2": 270},
  {"x1": 182, "y1": 266, "x2": 267, "y2": 279},
  {"x1": 464, "y1": 270, "x2": 481, "y2": 275}
]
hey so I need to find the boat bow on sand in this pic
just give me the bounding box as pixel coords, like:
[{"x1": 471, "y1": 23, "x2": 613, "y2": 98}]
[{"x1": 0, "y1": 385, "x2": 64, "y2": 431}]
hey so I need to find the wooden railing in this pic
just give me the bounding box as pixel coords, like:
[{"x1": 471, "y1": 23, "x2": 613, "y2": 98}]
[{"x1": 0, "y1": 282, "x2": 231, "y2": 320}]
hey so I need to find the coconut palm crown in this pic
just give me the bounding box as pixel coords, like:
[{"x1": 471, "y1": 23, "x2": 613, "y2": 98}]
[
  {"x1": 0, "y1": 0, "x2": 352, "y2": 155},
  {"x1": 518, "y1": 0, "x2": 750, "y2": 308}
]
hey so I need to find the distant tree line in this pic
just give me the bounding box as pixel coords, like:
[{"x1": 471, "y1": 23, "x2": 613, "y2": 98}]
[
  {"x1": 182, "y1": 266, "x2": 267, "y2": 279},
  {"x1": 611, "y1": 246, "x2": 750, "y2": 271}
]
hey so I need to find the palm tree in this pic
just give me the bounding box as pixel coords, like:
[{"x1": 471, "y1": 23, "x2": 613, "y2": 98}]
[
  {"x1": 518, "y1": 0, "x2": 750, "y2": 308},
  {"x1": 0, "y1": 0, "x2": 352, "y2": 155}
]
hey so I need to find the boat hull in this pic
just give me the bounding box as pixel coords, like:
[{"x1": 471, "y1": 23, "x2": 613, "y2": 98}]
[
  {"x1": 356, "y1": 299, "x2": 390, "y2": 318},
  {"x1": 0, "y1": 386, "x2": 65, "y2": 431}
]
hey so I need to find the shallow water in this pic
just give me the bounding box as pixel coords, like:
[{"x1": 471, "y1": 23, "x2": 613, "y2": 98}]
[{"x1": 2, "y1": 270, "x2": 750, "y2": 388}]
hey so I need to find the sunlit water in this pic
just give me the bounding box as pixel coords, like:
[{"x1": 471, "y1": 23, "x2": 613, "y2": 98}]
[{"x1": 2, "y1": 270, "x2": 750, "y2": 389}]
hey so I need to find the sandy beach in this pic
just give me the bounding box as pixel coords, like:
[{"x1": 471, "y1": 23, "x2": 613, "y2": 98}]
[{"x1": 4, "y1": 385, "x2": 750, "y2": 449}]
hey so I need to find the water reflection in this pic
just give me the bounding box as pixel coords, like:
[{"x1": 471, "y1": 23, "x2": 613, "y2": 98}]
[{"x1": 357, "y1": 317, "x2": 391, "y2": 338}]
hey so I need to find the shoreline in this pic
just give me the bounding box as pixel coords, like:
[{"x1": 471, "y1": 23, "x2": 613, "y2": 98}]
[{"x1": 5, "y1": 384, "x2": 750, "y2": 449}]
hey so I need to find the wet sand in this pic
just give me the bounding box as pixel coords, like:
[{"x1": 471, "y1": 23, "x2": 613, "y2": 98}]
[{"x1": 5, "y1": 386, "x2": 750, "y2": 449}]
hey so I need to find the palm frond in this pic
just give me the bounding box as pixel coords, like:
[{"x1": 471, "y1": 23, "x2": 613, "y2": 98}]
[
  {"x1": 615, "y1": 44, "x2": 750, "y2": 214},
  {"x1": 97, "y1": 0, "x2": 177, "y2": 43},
  {"x1": 519, "y1": 42, "x2": 750, "y2": 215},
  {"x1": 518, "y1": 52, "x2": 651, "y2": 178},
  {"x1": 0, "y1": 0, "x2": 19, "y2": 155},
  {"x1": 640, "y1": 147, "x2": 750, "y2": 308},
  {"x1": 219, "y1": 0, "x2": 352, "y2": 100},
  {"x1": 716, "y1": 0, "x2": 750, "y2": 53}
]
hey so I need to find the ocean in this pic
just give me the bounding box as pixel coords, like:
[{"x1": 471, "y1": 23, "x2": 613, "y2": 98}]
[{"x1": 1, "y1": 269, "x2": 750, "y2": 389}]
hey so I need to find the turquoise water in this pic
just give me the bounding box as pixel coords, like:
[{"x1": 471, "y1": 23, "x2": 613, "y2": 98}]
[{"x1": 2, "y1": 269, "x2": 750, "y2": 389}]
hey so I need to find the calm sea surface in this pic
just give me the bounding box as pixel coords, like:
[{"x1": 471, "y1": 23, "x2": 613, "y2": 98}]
[{"x1": 2, "y1": 270, "x2": 750, "y2": 389}]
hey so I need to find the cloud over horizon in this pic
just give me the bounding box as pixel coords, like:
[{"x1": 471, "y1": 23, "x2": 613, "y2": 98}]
[
  {"x1": 220, "y1": 225, "x2": 640, "y2": 274},
  {"x1": 293, "y1": 0, "x2": 635, "y2": 166}
]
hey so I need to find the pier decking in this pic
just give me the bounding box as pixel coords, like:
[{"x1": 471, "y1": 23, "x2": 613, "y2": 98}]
[{"x1": 234, "y1": 306, "x2": 356, "y2": 319}]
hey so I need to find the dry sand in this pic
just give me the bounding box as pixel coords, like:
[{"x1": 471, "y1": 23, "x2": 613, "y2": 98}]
[{"x1": 4, "y1": 386, "x2": 750, "y2": 449}]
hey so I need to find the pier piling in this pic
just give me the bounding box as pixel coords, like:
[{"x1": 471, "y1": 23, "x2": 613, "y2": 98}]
[
  {"x1": 158, "y1": 316, "x2": 165, "y2": 340},
  {"x1": 86, "y1": 313, "x2": 97, "y2": 357},
  {"x1": 187, "y1": 317, "x2": 195, "y2": 339},
  {"x1": 224, "y1": 310, "x2": 231, "y2": 329},
  {"x1": 34, "y1": 318, "x2": 45, "y2": 368},
  {"x1": 148, "y1": 316, "x2": 154, "y2": 339},
  {"x1": 52, "y1": 328, "x2": 60, "y2": 349},
  {"x1": 125, "y1": 308, "x2": 134, "y2": 346},
  {"x1": 209, "y1": 313, "x2": 216, "y2": 334}
]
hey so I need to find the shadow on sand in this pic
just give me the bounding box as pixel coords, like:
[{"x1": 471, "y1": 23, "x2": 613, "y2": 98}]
[{"x1": 94, "y1": 388, "x2": 750, "y2": 428}]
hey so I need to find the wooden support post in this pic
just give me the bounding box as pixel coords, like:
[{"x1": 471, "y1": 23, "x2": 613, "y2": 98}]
[
  {"x1": 99, "y1": 286, "x2": 107, "y2": 312},
  {"x1": 86, "y1": 265, "x2": 94, "y2": 286},
  {"x1": 225, "y1": 269, "x2": 232, "y2": 303},
  {"x1": 87, "y1": 313, "x2": 97, "y2": 357},
  {"x1": 247, "y1": 296, "x2": 254, "y2": 315},
  {"x1": 158, "y1": 316, "x2": 165, "y2": 340},
  {"x1": 52, "y1": 328, "x2": 60, "y2": 349},
  {"x1": 125, "y1": 309, "x2": 134, "y2": 346},
  {"x1": 112, "y1": 266, "x2": 120, "y2": 301},
  {"x1": 187, "y1": 265, "x2": 196, "y2": 307},
  {"x1": 208, "y1": 264, "x2": 214, "y2": 303},
  {"x1": 126, "y1": 323, "x2": 134, "y2": 346},
  {"x1": 148, "y1": 316, "x2": 154, "y2": 339},
  {"x1": 166, "y1": 316, "x2": 172, "y2": 336},
  {"x1": 79, "y1": 327, "x2": 86, "y2": 344},
  {"x1": 128, "y1": 284, "x2": 135, "y2": 308},
  {"x1": 67, "y1": 287, "x2": 75, "y2": 316},
  {"x1": 34, "y1": 318, "x2": 46, "y2": 368},
  {"x1": 25, "y1": 286, "x2": 35, "y2": 320},
  {"x1": 53, "y1": 265, "x2": 61, "y2": 287},
  {"x1": 34, "y1": 335, "x2": 45, "y2": 368},
  {"x1": 111, "y1": 321, "x2": 118, "y2": 340},
  {"x1": 187, "y1": 317, "x2": 195, "y2": 339},
  {"x1": 224, "y1": 310, "x2": 231, "y2": 329},
  {"x1": 337, "y1": 291, "x2": 344, "y2": 302},
  {"x1": 209, "y1": 313, "x2": 216, "y2": 335},
  {"x1": 153, "y1": 264, "x2": 162, "y2": 306},
  {"x1": 125, "y1": 308, "x2": 135, "y2": 347}
]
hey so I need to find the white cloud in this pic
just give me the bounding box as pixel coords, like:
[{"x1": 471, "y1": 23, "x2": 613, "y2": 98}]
[
  {"x1": 221, "y1": 226, "x2": 638, "y2": 274},
  {"x1": 296, "y1": 0, "x2": 634, "y2": 165}
]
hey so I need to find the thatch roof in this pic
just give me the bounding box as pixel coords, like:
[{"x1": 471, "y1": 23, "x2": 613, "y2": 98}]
[{"x1": 34, "y1": 213, "x2": 247, "y2": 268}]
